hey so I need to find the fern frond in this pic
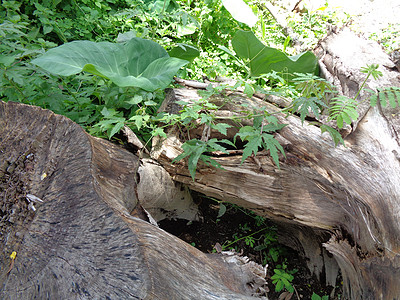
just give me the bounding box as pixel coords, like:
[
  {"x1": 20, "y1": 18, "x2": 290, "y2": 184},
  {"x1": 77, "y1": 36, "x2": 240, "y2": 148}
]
[
  {"x1": 382, "y1": 87, "x2": 400, "y2": 108},
  {"x1": 328, "y1": 96, "x2": 359, "y2": 128},
  {"x1": 379, "y1": 90, "x2": 387, "y2": 107},
  {"x1": 369, "y1": 87, "x2": 400, "y2": 108}
]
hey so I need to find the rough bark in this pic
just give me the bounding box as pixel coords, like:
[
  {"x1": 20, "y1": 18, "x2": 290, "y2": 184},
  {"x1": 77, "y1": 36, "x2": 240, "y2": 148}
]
[
  {"x1": 0, "y1": 101, "x2": 268, "y2": 299},
  {"x1": 152, "y1": 29, "x2": 400, "y2": 299}
]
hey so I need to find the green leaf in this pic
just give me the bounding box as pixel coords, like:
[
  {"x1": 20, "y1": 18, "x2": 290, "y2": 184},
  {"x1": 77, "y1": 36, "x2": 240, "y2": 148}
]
[
  {"x1": 379, "y1": 91, "x2": 387, "y2": 107},
  {"x1": 168, "y1": 43, "x2": 199, "y2": 63},
  {"x1": 176, "y1": 23, "x2": 197, "y2": 36},
  {"x1": 253, "y1": 115, "x2": 264, "y2": 129},
  {"x1": 201, "y1": 155, "x2": 222, "y2": 170},
  {"x1": 291, "y1": 96, "x2": 325, "y2": 123},
  {"x1": 336, "y1": 114, "x2": 343, "y2": 128},
  {"x1": 172, "y1": 139, "x2": 211, "y2": 181},
  {"x1": 211, "y1": 123, "x2": 232, "y2": 135},
  {"x1": 282, "y1": 278, "x2": 294, "y2": 292},
  {"x1": 262, "y1": 123, "x2": 287, "y2": 132},
  {"x1": 342, "y1": 112, "x2": 352, "y2": 126},
  {"x1": 218, "y1": 45, "x2": 236, "y2": 57},
  {"x1": 361, "y1": 63, "x2": 382, "y2": 80},
  {"x1": 32, "y1": 38, "x2": 188, "y2": 92},
  {"x1": 152, "y1": 127, "x2": 167, "y2": 138},
  {"x1": 274, "y1": 279, "x2": 284, "y2": 292},
  {"x1": 370, "y1": 93, "x2": 378, "y2": 107},
  {"x1": 109, "y1": 121, "x2": 125, "y2": 139},
  {"x1": 6, "y1": 69, "x2": 25, "y2": 85},
  {"x1": 146, "y1": 0, "x2": 170, "y2": 12},
  {"x1": 320, "y1": 124, "x2": 344, "y2": 147},
  {"x1": 127, "y1": 95, "x2": 144, "y2": 105},
  {"x1": 217, "y1": 203, "x2": 227, "y2": 218},
  {"x1": 387, "y1": 90, "x2": 397, "y2": 108},
  {"x1": 101, "y1": 107, "x2": 116, "y2": 117},
  {"x1": 261, "y1": 133, "x2": 285, "y2": 168},
  {"x1": 207, "y1": 138, "x2": 229, "y2": 153},
  {"x1": 329, "y1": 96, "x2": 358, "y2": 128},
  {"x1": 232, "y1": 30, "x2": 319, "y2": 77},
  {"x1": 311, "y1": 292, "x2": 322, "y2": 300},
  {"x1": 187, "y1": 145, "x2": 206, "y2": 180},
  {"x1": 0, "y1": 55, "x2": 16, "y2": 67},
  {"x1": 396, "y1": 89, "x2": 400, "y2": 107},
  {"x1": 221, "y1": 0, "x2": 258, "y2": 27},
  {"x1": 219, "y1": 139, "x2": 237, "y2": 149},
  {"x1": 241, "y1": 135, "x2": 262, "y2": 163},
  {"x1": 243, "y1": 82, "x2": 254, "y2": 98},
  {"x1": 269, "y1": 248, "x2": 279, "y2": 262}
]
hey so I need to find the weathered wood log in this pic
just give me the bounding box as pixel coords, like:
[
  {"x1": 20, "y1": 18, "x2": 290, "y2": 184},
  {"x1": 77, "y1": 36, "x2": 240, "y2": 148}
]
[
  {"x1": 152, "y1": 29, "x2": 400, "y2": 299},
  {"x1": 0, "y1": 101, "x2": 268, "y2": 299}
]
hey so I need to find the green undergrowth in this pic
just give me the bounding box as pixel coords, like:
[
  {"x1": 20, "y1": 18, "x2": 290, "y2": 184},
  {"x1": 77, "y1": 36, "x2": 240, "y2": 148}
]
[
  {"x1": 208, "y1": 199, "x2": 338, "y2": 298},
  {"x1": 2, "y1": 0, "x2": 399, "y2": 179},
  {"x1": 1, "y1": 1, "x2": 396, "y2": 298}
]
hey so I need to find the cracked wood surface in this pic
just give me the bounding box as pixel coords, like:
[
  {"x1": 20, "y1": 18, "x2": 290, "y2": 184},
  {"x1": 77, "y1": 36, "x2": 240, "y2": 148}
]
[
  {"x1": 153, "y1": 29, "x2": 400, "y2": 299},
  {"x1": 0, "y1": 101, "x2": 267, "y2": 299}
]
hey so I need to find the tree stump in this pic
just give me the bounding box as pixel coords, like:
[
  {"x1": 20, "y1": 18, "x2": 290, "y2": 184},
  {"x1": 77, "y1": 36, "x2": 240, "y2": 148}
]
[
  {"x1": 0, "y1": 101, "x2": 268, "y2": 299},
  {"x1": 152, "y1": 28, "x2": 400, "y2": 299}
]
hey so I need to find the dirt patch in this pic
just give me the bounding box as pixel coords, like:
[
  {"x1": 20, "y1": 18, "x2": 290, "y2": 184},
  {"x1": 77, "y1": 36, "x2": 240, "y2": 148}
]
[{"x1": 159, "y1": 191, "x2": 343, "y2": 299}]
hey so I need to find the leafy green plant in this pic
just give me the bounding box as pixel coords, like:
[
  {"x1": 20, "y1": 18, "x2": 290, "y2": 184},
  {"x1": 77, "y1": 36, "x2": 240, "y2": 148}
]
[
  {"x1": 215, "y1": 204, "x2": 284, "y2": 264},
  {"x1": 271, "y1": 262, "x2": 298, "y2": 293},
  {"x1": 254, "y1": 230, "x2": 282, "y2": 264},
  {"x1": 285, "y1": 4, "x2": 350, "y2": 51},
  {"x1": 368, "y1": 23, "x2": 400, "y2": 53},
  {"x1": 369, "y1": 86, "x2": 400, "y2": 108},
  {"x1": 281, "y1": 72, "x2": 333, "y2": 123},
  {"x1": 311, "y1": 292, "x2": 329, "y2": 300},
  {"x1": 168, "y1": 43, "x2": 200, "y2": 63},
  {"x1": 222, "y1": 224, "x2": 269, "y2": 252},
  {"x1": 293, "y1": 72, "x2": 329, "y2": 93},
  {"x1": 328, "y1": 64, "x2": 383, "y2": 129},
  {"x1": 231, "y1": 30, "x2": 319, "y2": 77},
  {"x1": 172, "y1": 138, "x2": 235, "y2": 181},
  {"x1": 235, "y1": 114, "x2": 286, "y2": 167},
  {"x1": 32, "y1": 38, "x2": 189, "y2": 91},
  {"x1": 15, "y1": 0, "x2": 134, "y2": 43},
  {"x1": 290, "y1": 96, "x2": 327, "y2": 123},
  {"x1": 328, "y1": 96, "x2": 359, "y2": 129}
]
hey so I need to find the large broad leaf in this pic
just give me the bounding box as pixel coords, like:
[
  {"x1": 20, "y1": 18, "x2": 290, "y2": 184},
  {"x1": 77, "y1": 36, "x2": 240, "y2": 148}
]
[
  {"x1": 221, "y1": 0, "x2": 257, "y2": 27},
  {"x1": 232, "y1": 30, "x2": 319, "y2": 77},
  {"x1": 31, "y1": 38, "x2": 189, "y2": 91}
]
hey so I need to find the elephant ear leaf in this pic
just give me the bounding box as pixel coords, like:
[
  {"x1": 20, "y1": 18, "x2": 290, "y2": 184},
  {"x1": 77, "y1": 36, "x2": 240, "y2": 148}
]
[
  {"x1": 231, "y1": 30, "x2": 319, "y2": 77},
  {"x1": 31, "y1": 38, "x2": 188, "y2": 92}
]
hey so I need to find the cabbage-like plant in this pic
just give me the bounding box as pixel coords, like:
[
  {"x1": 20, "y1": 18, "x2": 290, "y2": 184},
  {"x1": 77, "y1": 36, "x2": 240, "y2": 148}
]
[{"x1": 32, "y1": 37, "x2": 189, "y2": 92}]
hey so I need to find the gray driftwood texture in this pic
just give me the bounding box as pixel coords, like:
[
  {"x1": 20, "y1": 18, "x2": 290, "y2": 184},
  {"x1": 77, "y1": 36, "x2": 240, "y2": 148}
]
[
  {"x1": 152, "y1": 28, "x2": 400, "y2": 299},
  {"x1": 0, "y1": 101, "x2": 267, "y2": 299}
]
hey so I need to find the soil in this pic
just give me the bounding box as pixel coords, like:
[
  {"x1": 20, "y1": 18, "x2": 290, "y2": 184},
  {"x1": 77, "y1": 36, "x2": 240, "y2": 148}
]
[{"x1": 159, "y1": 191, "x2": 343, "y2": 299}]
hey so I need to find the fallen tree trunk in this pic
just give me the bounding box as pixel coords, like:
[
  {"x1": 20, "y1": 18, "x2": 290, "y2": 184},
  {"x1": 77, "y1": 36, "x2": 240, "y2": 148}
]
[
  {"x1": 152, "y1": 29, "x2": 400, "y2": 299},
  {"x1": 0, "y1": 101, "x2": 268, "y2": 299}
]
